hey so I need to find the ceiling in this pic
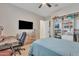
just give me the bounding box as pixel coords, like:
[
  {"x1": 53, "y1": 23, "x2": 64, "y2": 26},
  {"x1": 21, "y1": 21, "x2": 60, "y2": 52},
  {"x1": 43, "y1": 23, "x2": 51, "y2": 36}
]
[{"x1": 11, "y1": 3, "x2": 72, "y2": 17}]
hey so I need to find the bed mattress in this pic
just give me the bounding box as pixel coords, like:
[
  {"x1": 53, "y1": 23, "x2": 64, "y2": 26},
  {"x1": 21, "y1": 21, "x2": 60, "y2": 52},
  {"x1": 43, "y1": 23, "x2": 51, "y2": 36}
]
[{"x1": 29, "y1": 37, "x2": 79, "y2": 56}]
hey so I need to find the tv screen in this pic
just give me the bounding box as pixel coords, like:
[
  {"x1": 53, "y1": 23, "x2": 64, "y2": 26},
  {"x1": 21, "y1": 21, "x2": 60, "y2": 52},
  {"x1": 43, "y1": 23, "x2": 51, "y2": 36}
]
[{"x1": 19, "y1": 20, "x2": 33, "y2": 29}]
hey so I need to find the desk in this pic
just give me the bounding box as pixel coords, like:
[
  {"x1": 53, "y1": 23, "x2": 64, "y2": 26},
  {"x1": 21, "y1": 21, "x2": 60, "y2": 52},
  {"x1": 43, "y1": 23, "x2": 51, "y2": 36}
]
[{"x1": 0, "y1": 36, "x2": 18, "y2": 50}]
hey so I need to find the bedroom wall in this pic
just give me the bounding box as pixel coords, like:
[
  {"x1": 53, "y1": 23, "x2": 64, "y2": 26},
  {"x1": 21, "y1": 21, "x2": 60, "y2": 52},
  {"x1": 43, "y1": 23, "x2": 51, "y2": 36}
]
[{"x1": 0, "y1": 3, "x2": 45, "y2": 39}]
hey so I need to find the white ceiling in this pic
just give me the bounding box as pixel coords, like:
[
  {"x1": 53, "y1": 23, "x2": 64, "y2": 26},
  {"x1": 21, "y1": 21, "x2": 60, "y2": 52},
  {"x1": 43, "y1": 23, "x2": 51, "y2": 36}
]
[{"x1": 11, "y1": 3, "x2": 71, "y2": 17}]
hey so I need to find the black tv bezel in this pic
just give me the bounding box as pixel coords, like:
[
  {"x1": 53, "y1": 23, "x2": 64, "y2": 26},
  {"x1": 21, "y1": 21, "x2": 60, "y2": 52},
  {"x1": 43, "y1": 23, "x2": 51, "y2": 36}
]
[{"x1": 19, "y1": 20, "x2": 33, "y2": 29}]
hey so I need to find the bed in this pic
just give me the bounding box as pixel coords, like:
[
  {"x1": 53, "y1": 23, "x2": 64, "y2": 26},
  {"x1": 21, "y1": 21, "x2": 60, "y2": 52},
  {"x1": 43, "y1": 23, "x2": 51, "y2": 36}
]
[{"x1": 29, "y1": 37, "x2": 79, "y2": 56}]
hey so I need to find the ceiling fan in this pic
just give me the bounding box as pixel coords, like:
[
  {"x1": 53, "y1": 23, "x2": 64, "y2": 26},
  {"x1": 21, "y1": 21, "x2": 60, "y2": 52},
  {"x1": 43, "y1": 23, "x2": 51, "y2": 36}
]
[{"x1": 38, "y1": 3, "x2": 58, "y2": 8}]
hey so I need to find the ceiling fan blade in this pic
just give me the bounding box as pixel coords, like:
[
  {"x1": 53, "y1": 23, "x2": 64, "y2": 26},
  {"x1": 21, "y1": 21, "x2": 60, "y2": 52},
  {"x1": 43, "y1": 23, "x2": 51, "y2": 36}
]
[
  {"x1": 39, "y1": 4, "x2": 42, "y2": 8},
  {"x1": 46, "y1": 3, "x2": 51, "y2": 7}
]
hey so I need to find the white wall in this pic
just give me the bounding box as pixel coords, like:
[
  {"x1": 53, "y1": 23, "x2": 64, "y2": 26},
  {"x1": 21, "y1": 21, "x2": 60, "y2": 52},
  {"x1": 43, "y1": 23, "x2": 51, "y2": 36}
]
[{"x1": 0, "y1": 3, "x2": 44, "y2": 39}]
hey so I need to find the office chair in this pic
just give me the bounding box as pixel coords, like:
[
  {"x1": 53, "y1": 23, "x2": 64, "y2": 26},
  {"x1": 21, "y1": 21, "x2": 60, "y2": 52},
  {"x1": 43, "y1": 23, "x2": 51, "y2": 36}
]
[{"x1": 11, "y1": 32, "x2": 27, "y2": 55}]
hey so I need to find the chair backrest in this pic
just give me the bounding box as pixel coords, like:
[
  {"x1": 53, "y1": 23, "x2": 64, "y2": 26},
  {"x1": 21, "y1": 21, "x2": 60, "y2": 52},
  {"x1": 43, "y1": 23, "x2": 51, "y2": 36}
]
[{"x1": 18, "y1": 32, "x2": 26, "y2": 45}]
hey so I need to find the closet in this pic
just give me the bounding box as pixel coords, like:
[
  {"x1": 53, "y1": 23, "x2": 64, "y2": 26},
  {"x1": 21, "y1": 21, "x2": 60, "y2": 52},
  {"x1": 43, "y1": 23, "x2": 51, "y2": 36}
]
[
  {"x1": 52, "y1": 12, "x2": 79, "y2": 42},
  {"x1": 53, "y1": 17, "x2": 62, "y2": 39},
  {"x1": 40, "y1": 20, "x2": 50, "y2": 39}
]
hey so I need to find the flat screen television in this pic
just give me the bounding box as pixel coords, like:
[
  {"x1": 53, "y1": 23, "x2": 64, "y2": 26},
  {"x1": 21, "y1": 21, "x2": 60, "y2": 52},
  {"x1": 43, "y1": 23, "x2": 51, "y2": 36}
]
[{"x1": 19, "y1": 20, "x2": 33, "y2": 29}]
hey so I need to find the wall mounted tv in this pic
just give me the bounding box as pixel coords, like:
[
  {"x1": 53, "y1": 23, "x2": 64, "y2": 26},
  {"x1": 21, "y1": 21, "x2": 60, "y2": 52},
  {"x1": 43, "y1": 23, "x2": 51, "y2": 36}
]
[{"x1": 19, "y1": 20, "x2": 33, "y2": 29}]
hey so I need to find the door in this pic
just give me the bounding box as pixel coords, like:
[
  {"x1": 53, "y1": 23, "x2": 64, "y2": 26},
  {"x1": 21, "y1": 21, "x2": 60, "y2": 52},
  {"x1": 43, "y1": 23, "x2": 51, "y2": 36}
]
[{"x1": 40, "y1": 20, "x2": 49, "y2": 39}]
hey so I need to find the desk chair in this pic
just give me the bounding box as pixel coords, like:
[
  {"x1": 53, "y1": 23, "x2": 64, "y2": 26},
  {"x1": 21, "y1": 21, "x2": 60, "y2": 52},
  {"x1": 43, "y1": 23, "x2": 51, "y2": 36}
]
[{"x1": 11, "y1": 32, "x2": 27, "y2": 55}]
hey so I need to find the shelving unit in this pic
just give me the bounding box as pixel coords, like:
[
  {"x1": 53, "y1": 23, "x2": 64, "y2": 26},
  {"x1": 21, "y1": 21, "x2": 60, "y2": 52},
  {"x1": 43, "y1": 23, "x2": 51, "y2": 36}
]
[
  {"x1": 62, "y1": 14, "x2": 74, "y2": 41},
  {"x1": 52, "y1": 13, "x2": 79, "y2": 42},
  {"x1": 62, "y1": 15, "x2": 74, "y2": 35},
  {"x1": 53, "y1": 17, "x2": 62, "y2": 39}
]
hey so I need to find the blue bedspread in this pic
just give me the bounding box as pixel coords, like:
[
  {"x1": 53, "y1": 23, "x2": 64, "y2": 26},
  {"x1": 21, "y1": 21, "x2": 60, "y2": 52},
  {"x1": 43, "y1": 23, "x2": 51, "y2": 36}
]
[{"x1": 29, "y1": 37, "x2": 79, "y2": 56}]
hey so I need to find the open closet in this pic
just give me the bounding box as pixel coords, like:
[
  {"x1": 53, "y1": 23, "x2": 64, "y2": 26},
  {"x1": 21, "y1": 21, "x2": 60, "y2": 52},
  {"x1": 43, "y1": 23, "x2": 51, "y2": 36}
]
[{"x1": 51, "y1": 12, "x2": 79, "y2": 42}]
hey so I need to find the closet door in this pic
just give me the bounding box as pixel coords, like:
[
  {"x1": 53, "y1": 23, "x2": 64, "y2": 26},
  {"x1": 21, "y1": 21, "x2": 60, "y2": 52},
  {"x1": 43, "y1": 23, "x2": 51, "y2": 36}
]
[{"x1": 40, "y1": 20, "x2": 49, "y2": 39}]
